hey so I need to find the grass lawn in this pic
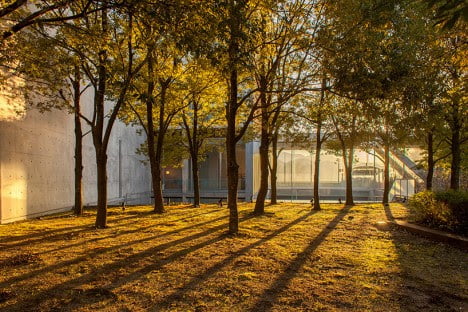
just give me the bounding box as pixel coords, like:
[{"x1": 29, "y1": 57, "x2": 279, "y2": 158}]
[{"x1": 0, "y1": 203, "x2": 466, "y2": 311}]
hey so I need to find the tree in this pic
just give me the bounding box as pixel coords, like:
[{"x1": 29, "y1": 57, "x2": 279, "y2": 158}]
[
  {"x1": 317, "y1": 0, "x2": 402, "y2": 206},
  {"x1": 64, "y1": 3, "x2": 146, "y2": 227},
  {"x1": 179, "y1": 59, "x2": 224, "y2": 207},
  {"x1": 125, "y1": 43, "x2": 186, "y2": 213},
  {"x1": 120, "y1": 0, "x2": 218, "y2": 213},
  {"x1": 329, "y1": 98, "x2": 368, "y2": 206},
  {"x1": 211, "y1": 0, "x2": 261, "y2": 233},
  {"x1": 408, "y1": 11, "x2": 467, "y2": 191},
  {"x1": 439, "y1": 30, "x2": 467, "y2": 190},
  {"x1": 251, "y1": 0, "x2": 320, "y2": 215},
  {"x1": 310, "y1": 78, "x2": 332, "y2": 210},
  {"x1": 410, "y1": 39, "x2": 448, "y2": 190},
  {"x1": 318, "y1": 0, "x2": 454, "y2": 201},
  {"x1": 367, "y1": 100, "x2": 413, "y2": 204}
]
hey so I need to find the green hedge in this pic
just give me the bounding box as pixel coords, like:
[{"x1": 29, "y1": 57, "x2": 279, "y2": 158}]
[{"x1": 408, "y1": 190, "x2": 468, "y2": 235}]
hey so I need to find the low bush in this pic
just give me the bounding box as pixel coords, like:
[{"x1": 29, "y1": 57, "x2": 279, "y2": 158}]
[
  {"x1": 434, "y1": 190, "x2": 468, "y2": 234},
  {"x1": 408, "y1": 190, "x2": 468, "y2": 235}
]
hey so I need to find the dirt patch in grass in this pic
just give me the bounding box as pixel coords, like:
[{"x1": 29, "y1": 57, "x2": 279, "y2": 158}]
[{"x1": 0, "y1": 203, "x2": 466, "y2": 311}]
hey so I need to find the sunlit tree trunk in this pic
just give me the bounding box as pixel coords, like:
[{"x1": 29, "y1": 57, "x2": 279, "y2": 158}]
[
  {"x1": 313, "y1": 116, "x2": 322, "y2": 211},
  {"x1": 145, "y1": 50, "x2": 164, "y2": 214},
  {"x1": 152, "y1": 79, "x2": 170, "y2": 214},
  {"x1": 72, "y1": 65, "x2": 83, "y2": 216},
  {"x1": 225, "y1": 0, "x2": 245, "y2": 234},
  {"x1": 94, "y1": 10, "x2": 108, "y2": 228},
  {"x1": 382, "y1": 141, "x2": 390, "y2": 205},
  {"x1": 343, "y1": 147, "x2": 355, "y2": 206},
  {"x1": 95, "y1": 150, "x2": 108, "y2": 227},
  {"x1": 313, "y1": 79, "x2": 327, "y2": 211}
]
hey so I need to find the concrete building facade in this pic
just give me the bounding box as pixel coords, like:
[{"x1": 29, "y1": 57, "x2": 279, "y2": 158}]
[{"x1": 0, "y1": 89, "x2": 151, "y2": 224}]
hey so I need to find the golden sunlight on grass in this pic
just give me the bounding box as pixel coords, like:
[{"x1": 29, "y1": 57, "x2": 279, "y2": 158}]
[{"x1": 0, "y1": 203, "x2": 466, "y2": 311}]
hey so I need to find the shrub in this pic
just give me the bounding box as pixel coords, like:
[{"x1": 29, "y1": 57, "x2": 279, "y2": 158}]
[
  {"x1": 408, "y1": 190, "x2": 468, "y2": 235},
  {"x1": 434, "y1": 190, "x2": 468, "y2": 234},
  {"x1": 408, "y1": 191, "x2": 449, "y2": 228}
]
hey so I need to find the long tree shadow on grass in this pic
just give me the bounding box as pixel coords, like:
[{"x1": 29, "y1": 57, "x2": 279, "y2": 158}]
[
  {"x1": 249, "y1": 205, "x2": 352, "y2": 312},
  {"x1": 0, "y1": 215, "x2": 148, "y2": 252},
  {"x1": 151, "y1": 210, "x2": 319, "y2": 310},
  {"x1": 0, "y1": 207, "x2": 227, "y2": 280},
  {"x1": 0, "y1": 213, "x2": 143, "y2": 247},
  {"x1": 0, "y1": 206, "x2": 218, "y2": 246},
  {"x1": 0, "y1": 213, "x2": 257, "y2": 311},
  {"x1": 0, "y1": 207, "x2": 179, "y2": 249},
  {"x1": 0, "y1": 212, "x2": 232, "y2": 290},
  {"x1": 30, "y1": 208, "x2": 225, "y2": 256}
]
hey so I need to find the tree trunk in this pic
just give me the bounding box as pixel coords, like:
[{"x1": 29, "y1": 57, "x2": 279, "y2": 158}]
[
  {"x1": 147, "y1": 94, "x2": 162, "y2": 212},
  {"x1": 192, "y1": 102, "x2": 200, "y2": 207},
  {"x1": 153, "y1": 166, "x2": 164, "y2": 212},
  {"x1": 93, "y1": 6, "x2": 108, "y2": 228},
  {"x1": 191, "y1": 154, "x2": 200, "y2": 207},
  {"x1": 426, "y1": 130, "x2": 434, "y2": 190},
  {"x1": 343, "y1": 151, "x2": 354, "y2": 206},
  {"x1": 226, "y1": 66, "x2": 239, "y2": 233},
  {"x1": 226, "y1": 134, "x2": 239, "y2": 234},
  {"x1": 95, "y1": 151, "x2": 108, "y2": 228},
  {"x1": 144, "y1": 50, "x2": 164, "y2": 213},
  {"x1": 313, "y1": 79, "x2": 327, "y2": 210},
  {"x1": 269, "y1": 131, "x2": 278, "y2": 205},
  {"x1": 254, "y1": 77, "x2": 269, "y2": 215},
  {"x1": 73, "y1": 65, "x2": 83, "y2": 216},
  {"x1": 336, "y1": 125, "x2": 354, "y2": 206},
  {"x1": 225, "y1": 0, "x2": 242, "y2": 234},
  {"x1": 153, "y1": 80, "x2": 169, "y2": 214},
  {"x1": 332, "y1": 113, "x2": 354, "y2": 206},
  {"x1": 450, "y1": 109, "x2": 461, "y2": 190},
  {"x1": 313, "y1": 118, "x2": 322, "y2": 211},
  {"x1": 383, "y1": 142, "x2": 391, "y2": 205}
]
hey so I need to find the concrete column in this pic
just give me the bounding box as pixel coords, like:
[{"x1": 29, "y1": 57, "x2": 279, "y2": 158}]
[
  {"x1": 182, "y1": 159, "x2": 189, "y2": 202},
  {"x1": 218, "y1": 152, "x2": 222, "y2": 190},
  {"x1": 245, "y1": 141, "x2": 257, "y2": 202}
]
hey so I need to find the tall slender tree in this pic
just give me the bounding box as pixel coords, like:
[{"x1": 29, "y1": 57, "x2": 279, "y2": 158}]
[
  {"x1": 179, "y1": 60, "x2": 224, "y2": 207},
  {"x1": 61, "y1": 3, "x2": 147, "y2": 227}
]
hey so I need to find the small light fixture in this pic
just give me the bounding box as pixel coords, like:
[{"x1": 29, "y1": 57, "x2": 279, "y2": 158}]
[{"x1": 165, "y1": 170, "x2": 170, "y2": 175}]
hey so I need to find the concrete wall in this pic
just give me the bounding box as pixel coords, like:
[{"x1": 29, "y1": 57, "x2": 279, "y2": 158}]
[{"x1": 0, "y1": 90, "x2": 151, "y2": 223}]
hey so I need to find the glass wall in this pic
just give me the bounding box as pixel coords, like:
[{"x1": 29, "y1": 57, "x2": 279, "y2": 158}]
[
  {"x1": 277, "y1": 149, "x2": 314, "y2": 188},
  {"x1": 188, "y1": 144, "x2": 246, "y2": 192},
  {"x1": 262, "y1": 146, "x2": 391, "y2": 201},
  {"x1": 199, "y1": 151, "x2": 220, "y2": 190}
]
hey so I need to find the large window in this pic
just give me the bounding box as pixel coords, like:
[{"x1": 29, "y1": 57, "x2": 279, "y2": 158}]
[
  {"x1": 277, "y1": 149, "x2": 313, "y2": 187},
  {"x1": 190, "y1": 144, "x2": 246, "y2": 191}
]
